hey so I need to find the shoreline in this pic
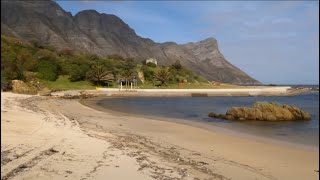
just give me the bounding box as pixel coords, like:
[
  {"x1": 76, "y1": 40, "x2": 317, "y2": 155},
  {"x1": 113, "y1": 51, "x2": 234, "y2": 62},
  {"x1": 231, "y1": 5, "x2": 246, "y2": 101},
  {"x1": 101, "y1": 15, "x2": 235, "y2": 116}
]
[
  {"x1": 2, "y1": 92, "x2": 319, "y2": 179},
  {"x1": 80, "y1": 96, "x2": 319, "y2": 152},
  {"x1": 50, "y1": 86, "x2": 318, "y2": 98},
  {"x1": 63, "y1": 95, "x2": 320, "y2": 180}
]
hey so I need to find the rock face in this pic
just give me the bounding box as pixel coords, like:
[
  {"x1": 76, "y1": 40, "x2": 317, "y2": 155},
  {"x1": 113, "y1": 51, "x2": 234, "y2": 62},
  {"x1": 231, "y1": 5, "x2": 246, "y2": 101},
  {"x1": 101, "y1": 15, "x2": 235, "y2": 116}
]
[
  {"x1": 12, "y1": 80, "x2": 38, "y2": 95},
  {"x1": 1, "y1": 0, "x2": 260, "y2": 84},
  {"x1": 38, "y1": 87, "x2": 52, "y2": 96},
  {"x1": 208, "y1": 102, "x2": 311, "y2": 121}
]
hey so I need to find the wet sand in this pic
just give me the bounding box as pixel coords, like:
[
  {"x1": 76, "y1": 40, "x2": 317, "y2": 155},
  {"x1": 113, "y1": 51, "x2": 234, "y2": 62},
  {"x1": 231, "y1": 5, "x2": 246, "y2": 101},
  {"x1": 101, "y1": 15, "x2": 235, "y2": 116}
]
[
  {"x1": 82, "y1": 96, "x2": 319, "y2": 152},
  {"x1": 1, "y1": 92, "x2": 319, "y2": 180}
]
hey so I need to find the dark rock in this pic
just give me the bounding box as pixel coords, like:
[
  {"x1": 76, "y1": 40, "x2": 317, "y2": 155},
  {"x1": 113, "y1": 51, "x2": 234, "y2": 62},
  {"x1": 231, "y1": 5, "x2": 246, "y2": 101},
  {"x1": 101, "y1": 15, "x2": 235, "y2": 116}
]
[
  {"x1": 1, "y1": 0, "x2": 260, "y2": 84},
  {"x1": 208, "y1": 102, "x2": 311, "y2": 121},
  {"x1": 208, "y1": 112, "x2": 219, "y2": 118}
]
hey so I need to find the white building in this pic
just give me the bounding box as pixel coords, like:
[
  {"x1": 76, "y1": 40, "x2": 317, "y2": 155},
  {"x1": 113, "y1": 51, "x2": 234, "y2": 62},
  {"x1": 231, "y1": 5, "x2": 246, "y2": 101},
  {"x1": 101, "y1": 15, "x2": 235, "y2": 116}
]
[{"x1": 146, "y1": 58, "x2": 157, "y2": 66}]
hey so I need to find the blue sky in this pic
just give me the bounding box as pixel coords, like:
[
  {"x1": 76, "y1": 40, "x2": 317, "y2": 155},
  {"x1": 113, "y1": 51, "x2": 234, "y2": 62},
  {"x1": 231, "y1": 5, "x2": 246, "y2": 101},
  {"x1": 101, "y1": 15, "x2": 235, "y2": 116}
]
[{"x1": 56, "y1": 1, "x2": 319, "y2": 84}]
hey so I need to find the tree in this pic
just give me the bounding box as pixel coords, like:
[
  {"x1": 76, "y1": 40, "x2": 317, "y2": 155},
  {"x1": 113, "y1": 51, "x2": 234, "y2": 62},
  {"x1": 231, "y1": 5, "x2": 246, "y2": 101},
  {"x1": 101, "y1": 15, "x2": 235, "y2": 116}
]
[
  {"x1": 146, "y1": 62, "x2": 156, "y2": 68},
  {"x1": 34, "y1": 49, "x2": 57, "y2": 62},
  {"x1": 1, "y1": 47, "x2": 23, "y2": 81},
  {"x1": 17, "y1": 49, "x2": 37, "y2": 71},
  {"x1": 37, "y1": 61, "x2": 59, "y2": 81},
  {"x1": 71, "y1": 64, "x2": 90, "y2": 81},
  {"x1": 121, "y1": 69, "x2": 134, "y2": 89},
  {"x1": 34, "y1": 49, "x2": 59, "y2": 81},
  {"x1": 86, "y1": 65, "x2": 114, "y2": 85},
  {"x1": 60, "y1": 63, "x2": 90, "y2": 81},
  {"x1": 171, "y1": 60, "x2": 183, "y2": 70},
  {"x1": 1, "y1": 71, "x2": 11, "y2": 90},
  {"x1": 154, "y1": 67, "x2": 172, "y2": 86},
  {"x1": 31, "y1": 40, "x2": 44, "y2": 49},
  {"x1": 142, "y1": 66, "x2": 155, "y2": 81}
]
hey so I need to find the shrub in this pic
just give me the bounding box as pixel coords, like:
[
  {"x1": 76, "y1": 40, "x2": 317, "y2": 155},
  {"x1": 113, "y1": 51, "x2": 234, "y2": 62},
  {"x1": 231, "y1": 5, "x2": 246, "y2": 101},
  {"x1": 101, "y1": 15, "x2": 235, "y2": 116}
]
[
  {"x1": 17, "y1": 49, "x2": 37, "y2": 71},
  {"x1": 60, "y1": 63, "x2": 90, "y2": 82},
  {"x1": 59, "y1": 48, "x2": 74, "y2": 56},
  {"x1": 142, "y1": 66, "x2": 155, "y2": 81},
  {"x1": 1, "y1": 71, "x2": 12, "y2": 90},
  {"x1": 69, "y1": 64, "x2": 90, "y2": 81},
  {"x1": 34, "y1": 49, "x2": 57, "y2": 62},
  {"x1": 146, "y1": 62, "x2": 156, "y2": 68},
  {"x1": 171, "y1": 60, "x2": 182, "y2": 70},
  {"x1": 37, "y1": 61, "x2": 58, "y2": 81}
]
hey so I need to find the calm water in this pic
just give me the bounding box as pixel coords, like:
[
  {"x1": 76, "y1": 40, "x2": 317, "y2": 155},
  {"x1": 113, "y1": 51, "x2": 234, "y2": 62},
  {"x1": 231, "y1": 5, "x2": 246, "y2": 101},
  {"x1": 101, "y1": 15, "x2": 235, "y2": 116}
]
[{"x1": 96, "y1": 91, "x2": 319, "y2": 147}]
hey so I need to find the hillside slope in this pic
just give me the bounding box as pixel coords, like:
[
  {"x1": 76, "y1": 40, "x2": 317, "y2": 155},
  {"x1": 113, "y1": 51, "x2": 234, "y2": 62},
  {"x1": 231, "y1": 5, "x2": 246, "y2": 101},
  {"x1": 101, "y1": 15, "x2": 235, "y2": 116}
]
[{"x1": 1, "y1": 0, "x2": 260, "y2": 84}]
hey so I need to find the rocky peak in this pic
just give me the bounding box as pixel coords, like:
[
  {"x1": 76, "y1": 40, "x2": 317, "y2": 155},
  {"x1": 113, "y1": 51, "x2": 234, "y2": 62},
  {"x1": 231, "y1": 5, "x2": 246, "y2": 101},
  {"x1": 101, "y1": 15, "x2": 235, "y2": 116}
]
[
  {"x1": 75, "y1": 10, "x2": 136, "y2": 37},
  {"x1": 1, "y1": 0, "x2": 260, "y2": 84},
  {"x1": 161, "y1": 42, "x2": 178, "y2": 47},
  {"x1": 183, "y1": 37, "x2": 223, "y2": 64},
  {"x1": 198, "y1": 37, "x2": 218, "y2": 45},
  {"x1": 3, "y1": 0, "x2": 68, "y2": 17}
]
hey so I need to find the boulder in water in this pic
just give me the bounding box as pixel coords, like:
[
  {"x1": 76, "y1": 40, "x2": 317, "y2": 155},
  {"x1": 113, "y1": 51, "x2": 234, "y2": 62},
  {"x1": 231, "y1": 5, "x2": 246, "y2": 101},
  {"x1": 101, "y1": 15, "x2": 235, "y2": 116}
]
[{"x1": 208, "y1": 102, "x2": 311, "y2": 121}]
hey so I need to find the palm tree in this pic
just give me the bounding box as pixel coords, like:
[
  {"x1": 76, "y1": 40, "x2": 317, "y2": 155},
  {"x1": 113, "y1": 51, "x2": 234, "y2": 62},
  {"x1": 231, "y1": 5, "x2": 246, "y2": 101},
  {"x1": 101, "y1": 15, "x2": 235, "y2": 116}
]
[
  {"x1": 154, "y1": 67, "x2": 172, "y2": 86},
  {"x1": 121, "y1": 69, "x2": 134, "y2": 89},
  {"x1": 86, "y1": 65, "x2": 114, "y2": 85}
]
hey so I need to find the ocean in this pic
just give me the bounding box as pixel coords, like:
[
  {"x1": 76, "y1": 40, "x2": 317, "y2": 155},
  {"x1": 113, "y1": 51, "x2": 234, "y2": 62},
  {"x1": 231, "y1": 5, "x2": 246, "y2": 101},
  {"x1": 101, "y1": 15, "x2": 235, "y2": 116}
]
[{"x1": 95, "y1": 90, "x2": 319, "y2": 148}]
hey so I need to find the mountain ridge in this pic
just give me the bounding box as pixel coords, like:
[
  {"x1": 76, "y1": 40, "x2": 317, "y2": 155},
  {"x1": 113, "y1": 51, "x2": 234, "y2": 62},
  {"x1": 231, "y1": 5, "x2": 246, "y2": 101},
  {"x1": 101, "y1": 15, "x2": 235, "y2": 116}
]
[{"x1": 1, "y1": 0, "x2": 260, "y2": 84}]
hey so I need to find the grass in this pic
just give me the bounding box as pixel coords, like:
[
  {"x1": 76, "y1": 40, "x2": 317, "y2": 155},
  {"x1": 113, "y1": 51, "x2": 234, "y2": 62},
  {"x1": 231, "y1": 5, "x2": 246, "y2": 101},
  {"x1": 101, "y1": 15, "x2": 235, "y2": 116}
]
[{"x1": 40, "y1": 76, "x2": 96, "y2": 91}]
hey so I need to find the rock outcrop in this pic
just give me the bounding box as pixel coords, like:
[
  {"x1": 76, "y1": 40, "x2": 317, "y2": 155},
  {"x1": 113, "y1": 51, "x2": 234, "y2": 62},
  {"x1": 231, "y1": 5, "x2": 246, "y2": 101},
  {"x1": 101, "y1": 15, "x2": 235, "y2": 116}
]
[
  {"x1": 12, "y1": 80, "x2": 38, "y2": 95},
  {"x1": 208, "y1": 102, "x2": 311, "y2": 121},
  {"x1": 38, "y1": 87, "x2": 52, "y2": 96},
  {"x1": 1, "y1": 0, "x2": 260, "y2": 84}
]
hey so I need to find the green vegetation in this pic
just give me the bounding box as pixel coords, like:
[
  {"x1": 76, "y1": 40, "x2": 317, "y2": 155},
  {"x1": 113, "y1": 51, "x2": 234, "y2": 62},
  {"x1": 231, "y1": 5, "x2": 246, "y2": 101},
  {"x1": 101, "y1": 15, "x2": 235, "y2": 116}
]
[
  {"x1": 153, "y1": 67, "x2": 172, "y2": 86},
  {"x1": 86, "y1": 65, "x2": 114, "y2": 85},
  {"x1": 40, "y1": 76, "x2": 95, "y2": 91},
  {"x1": 2, "y1": 35, "x2": 237, "y2": 91}
]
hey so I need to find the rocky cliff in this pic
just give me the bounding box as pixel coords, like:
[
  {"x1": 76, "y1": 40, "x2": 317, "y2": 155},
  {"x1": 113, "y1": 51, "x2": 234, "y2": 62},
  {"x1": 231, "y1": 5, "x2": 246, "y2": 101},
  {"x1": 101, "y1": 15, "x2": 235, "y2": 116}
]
[{"x1": 1, "y1": 0, "x2": 260, "y2": 84}]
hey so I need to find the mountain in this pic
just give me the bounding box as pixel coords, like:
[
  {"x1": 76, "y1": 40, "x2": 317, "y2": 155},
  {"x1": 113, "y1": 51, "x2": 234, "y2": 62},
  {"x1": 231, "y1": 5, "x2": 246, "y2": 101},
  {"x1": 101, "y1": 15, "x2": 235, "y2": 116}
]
[{"x1": 1, "y1": 0, "x2": 260, "y2": 84}]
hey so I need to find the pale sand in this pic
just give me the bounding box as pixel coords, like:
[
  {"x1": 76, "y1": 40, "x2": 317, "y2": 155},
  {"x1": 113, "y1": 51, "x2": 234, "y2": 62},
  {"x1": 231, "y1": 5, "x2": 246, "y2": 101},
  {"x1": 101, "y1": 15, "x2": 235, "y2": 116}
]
[
  {"x1": 1, "y1": 92, "x2": 319, "y2": 180},
  {"x1": 1, "y1": 92, "x2": 152, "y2": 180}
]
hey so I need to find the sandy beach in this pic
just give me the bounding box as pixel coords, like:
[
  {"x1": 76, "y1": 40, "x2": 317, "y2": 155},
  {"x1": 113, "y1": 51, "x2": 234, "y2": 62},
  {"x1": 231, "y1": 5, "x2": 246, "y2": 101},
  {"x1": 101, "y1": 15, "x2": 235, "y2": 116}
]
[{"x1": 1, "y1": 92, "x2": 319, "y2": 180}]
